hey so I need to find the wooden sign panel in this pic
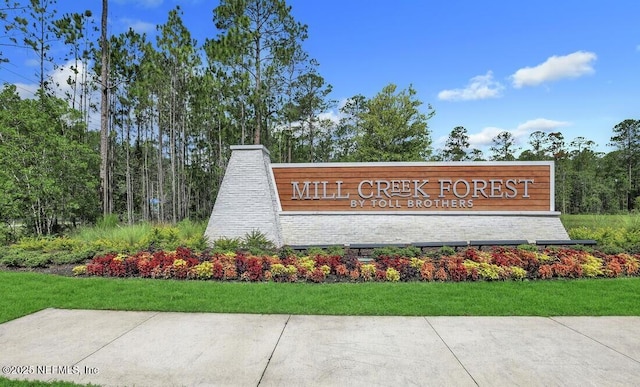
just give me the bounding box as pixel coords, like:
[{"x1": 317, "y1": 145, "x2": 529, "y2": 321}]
[{"x1": 271, "y1": 162, "x2": 553, "y2": 212}]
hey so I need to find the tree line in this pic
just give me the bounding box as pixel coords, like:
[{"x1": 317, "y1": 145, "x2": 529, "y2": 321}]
[{"x1": 0, "y1": 0, "x2": 639, "y2": 240}]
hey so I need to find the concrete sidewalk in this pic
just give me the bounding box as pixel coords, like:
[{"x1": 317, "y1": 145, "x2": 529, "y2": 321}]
[{"x1": 1, "y1": 309, "x2": 640, "y2": 386}]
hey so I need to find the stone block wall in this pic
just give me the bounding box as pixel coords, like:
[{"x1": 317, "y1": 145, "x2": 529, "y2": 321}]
[
  {"x1": 279, "y1": 213, "x2": 569, "y2": 246},
  {"x1": 204, "y1": 145, "x2": 283, "y2": 246}
]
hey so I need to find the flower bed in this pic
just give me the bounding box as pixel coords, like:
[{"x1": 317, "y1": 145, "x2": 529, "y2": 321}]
[{"x1": 73, "y1": 246, "x2": 640, "y2": 283}]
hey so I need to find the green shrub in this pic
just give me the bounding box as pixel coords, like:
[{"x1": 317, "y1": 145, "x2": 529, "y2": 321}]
[
  {"x1": 0, "y1": 222, "x2": 17, "y2": 245},
  {"x1": 306, "y1": 247, "x2": 327, "y2": 256},
  {"x1": 438, "y1": 246, "x2": 456, "y2": 256},
  {"x1": 517, "y1": 244, "x2": 537, "y2": 252},
  {"x1": 183, "y1": 234, "x2": 209, "y2": 251},
  {"x1": 22, "y1": 252, "x2": 52, "y2": 268},
  {"x1": 213, "y1": 237, "x2": 241, "y2": 252},
  {"x1": 371, "y1": 246, "x2": 401, "y2": 259},
  {"x1": 371, "y1": 246, "x2": 421, "y2": 259},
  {"x1": 326, "y1": 245, "x2": 346, "y2": 256},
  {"x1": 50, "y1": 249, "x2": 95, "y2": 265},
  {"x1": 241, "y1": 230, "x2": 275, "y2": 255},
  {"x1": 278, "y1": 245, "x2": 295, "y2": 259}
]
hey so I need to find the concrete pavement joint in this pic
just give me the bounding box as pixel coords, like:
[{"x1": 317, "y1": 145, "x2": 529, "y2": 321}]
[
  {"x1": 549, "y1": 317, "x2": 640, "y2": 365},
  {"x1": 423, "y1": 317, "x2": 479, "y2": 386},
  {"x1": 257, "y1": 314, "x2": 291, "y2": 386},
  {"x1": 69, "y1": 311, "x2": 160, "y2": 367}
]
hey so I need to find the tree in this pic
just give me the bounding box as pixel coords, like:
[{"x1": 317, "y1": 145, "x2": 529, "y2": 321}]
[
  {"x1": 210, "y1": 0, "x2": 309, "y2": 145},
  {"x1": 332, "y1": 94, "x2": 366, "y2": 161},
  {"x1": 292, "y1": 70, "x2": 332, "y2": 162},
  {"x1": 568, "y1": 137, "x2": 600, "y2": 213},
  {"x1": 440, "y1": 126, "x2": 471, "y2": 161},
  {"x1": 18, "y1": 0, "x2": 57, "y2": 91},
  {"x1": 352, "y1": 84, "x2": 433, "y2": 162},
  {"x1": 547, "y1": 132, "x2": 569, "y2": 213},
  {"x1": 156, "y1": 6, "x2": 201, "y2": 223},
  {"x1": 0, "y1": 85, "x2": 99, "y2": 235},
  {"x1": 489, "y1": 131, "x2": 519, "y2": 161},
  {"x1": 52, "y1": 10, "x2": 95, "y2": 113},
  {"x1": 1, "y1": 0, "x2": 27, "y2": 64},
  {"x1": 519, "y1": 131, "x2": 552, "y2": 161},
  {"x1": 99, "y1": 0, "x2": 110, "y2": 216},
  {"x1": 609, "y1": 119, "x2": 640, "y2": 210}
]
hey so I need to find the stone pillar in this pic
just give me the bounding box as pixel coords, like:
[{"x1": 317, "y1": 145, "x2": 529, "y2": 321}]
[{"x1": 204, "y1": 145, "x2": 283, "y2": 246}]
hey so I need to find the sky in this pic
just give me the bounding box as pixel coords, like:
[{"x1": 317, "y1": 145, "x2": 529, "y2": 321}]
[{"x1": 2, "y1": 0, "x2": 639, "y2": 155}]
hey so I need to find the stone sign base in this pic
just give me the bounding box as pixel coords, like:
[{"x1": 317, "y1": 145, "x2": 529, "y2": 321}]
[{"x1": 205, "y1": 145, "x2": 569, "y2": 247}]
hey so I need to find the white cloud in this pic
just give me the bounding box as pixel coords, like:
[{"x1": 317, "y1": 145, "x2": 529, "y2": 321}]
[
  {"x1": 119, "y1": 18, "x2": 157, "y2": 34},
  {"x1": 48, "y1": 60, "x2": 89, "y2": 99},
  {"x1": 14, "y1": 61, "x2": 83, "y2": 100},
  {"x1": 15, "y1": 60, "x2": 100, "y2": 127},
  {"x1": 466, "y1": 118, "x2": 571, "y2": 149},
  {"x1": 511, "y1": 51, "x2": 597, "y2": 88},
  {"x1": 318, "y1": 110, "x2": 341, "y2": 124},
  {"x1": 437, "y1": 71, "x2": 504, "y2": 101},
  {"x1": 514, "y1": 118, "x2": 571, "y2": 134},
  {"x1": 468, "y1": 127, "x2": 505, "y2": 148},
  {"x1": 13, "y1": 82, "x2": 39, "y2": 99}
]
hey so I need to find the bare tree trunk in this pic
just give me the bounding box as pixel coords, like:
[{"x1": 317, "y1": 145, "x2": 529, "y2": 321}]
[
  {"x1": 170, "y1": 74, "x2": 177, "y2": 224},
  {"x1": 99, "y1": 0, "x2": 110, "y2": 217},
  {"x1": 126, "y1": 118, "x2": 134, "y2": 225},
  {"x1": 181, "y1": 97, "x2": 188, "y2": 220},
  {"x1": 157, "y1": 107, "x2": 165, "y2": 222}
]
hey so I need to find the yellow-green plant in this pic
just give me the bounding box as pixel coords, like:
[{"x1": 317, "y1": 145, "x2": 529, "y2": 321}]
[
  {"x1": 268, "y1": 263, "x2": 297, "y2": 281},
  {"x1": 385, "y1": 267, "x2": 400, "y2": 282},
  {"x1": 172, "y1": 258, "x2": 187, "y2": 269},
  {"x1": 536, "y1": 252, "x2": 554, "y2": 263},
  {"x1": 509, "y1": 266, "x2": 527, "y2": 280},
  {"x1": 581, "y1": 255, "x2": 603, "y2": 277},
  {"x1": 410, "y1": 257, "x2": 425, "y2": 269},
  {"x1": 360, "y1": 263, "x2": 376, "y2": 281},
  {"x1": 190, "y1": 261, "x2": 213, "y2": 279},
  {"x1": 72, "y1": 265, "x2": 87, "y2": 276},
  {"x1": 286, "y1": 265, "x2": 298, "y2": 276},
  {"x1": 297, "y1": 256, "x2": 315, "y2": 272},
  {"x1": 463, "y1": 260, "x2": 503, "y2": 280}
]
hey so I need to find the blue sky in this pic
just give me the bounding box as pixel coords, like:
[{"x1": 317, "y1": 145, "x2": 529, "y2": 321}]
[{"x1": 2, "y1": 0, "x2": 639, "y2": 155}]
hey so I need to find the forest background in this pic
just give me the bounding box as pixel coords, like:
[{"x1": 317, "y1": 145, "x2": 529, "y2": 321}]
[{"x1": 0, "y1": 0, "x2": 639, "y2": 243}]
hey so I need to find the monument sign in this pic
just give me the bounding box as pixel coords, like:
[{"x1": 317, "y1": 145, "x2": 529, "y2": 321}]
[
  {"x1": 273, "y1": 163, "x2": 552, "y2": 212},
  {"x1": 205, "y1": 145, "x2": 568, "y2": 247}
]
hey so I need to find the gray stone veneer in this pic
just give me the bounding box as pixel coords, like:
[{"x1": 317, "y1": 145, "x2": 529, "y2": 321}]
[
  {"x1": 206, "y1": 146, "x2": 569, "y2": 247},
  {"x1": 279, "y1": 213, "x2": 569, "y2": 246},
  {"x1": 204, "y1": 145, "x2": 283, "y2": 246}
]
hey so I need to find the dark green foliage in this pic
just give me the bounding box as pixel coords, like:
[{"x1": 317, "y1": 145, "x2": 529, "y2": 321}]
[
  {"x1": 438, "y1": 246, "x2": 457, "y2": 256},
  {"x1": 241, "y1": 230, "x2": 275, "y2": 255},
  {"x1": 0, "y1": 86, "x2": 99, "y2": 236},
  {"x1": 213, "y1": 237, "x2": 242, "y2": 253},
  {"x1": 371, "y1": 245, "x2": 421, "y2": 259},
  {"x1": 348, "y1": 84, "x2": 434, "y2": 162}
]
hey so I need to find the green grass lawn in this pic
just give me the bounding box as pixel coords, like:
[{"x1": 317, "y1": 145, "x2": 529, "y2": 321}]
[
  {"x1": 0, "y1": 378, "x2": 92, "y2": 387},
  {"x1": 2, "y1": 271, "x2": 640, "y2": 324}
]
